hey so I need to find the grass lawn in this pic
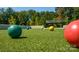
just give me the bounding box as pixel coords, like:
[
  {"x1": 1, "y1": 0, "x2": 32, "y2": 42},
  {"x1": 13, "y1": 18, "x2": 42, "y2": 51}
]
[{"x1": 0, "y1": 29, "x2": 79, "y2": 52}]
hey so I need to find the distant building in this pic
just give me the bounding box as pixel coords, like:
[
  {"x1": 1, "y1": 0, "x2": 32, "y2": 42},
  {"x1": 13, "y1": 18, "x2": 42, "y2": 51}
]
[{"x1": 44, "y1": 20, "x2": 66, "y2": 28}]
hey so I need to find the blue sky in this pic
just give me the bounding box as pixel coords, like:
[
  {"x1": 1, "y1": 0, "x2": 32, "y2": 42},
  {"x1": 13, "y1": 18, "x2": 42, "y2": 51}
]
[{"x1": 12, "y1": 7, "x2": 55, "y2": 12}]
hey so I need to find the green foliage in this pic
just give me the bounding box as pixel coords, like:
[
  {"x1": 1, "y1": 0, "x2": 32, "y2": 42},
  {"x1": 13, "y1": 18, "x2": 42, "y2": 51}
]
[
  {"x1": 0, "y1": 7, "x2": 79, "y2": 25},
  {"x1": 55, "y1": 7, "x2": 79, "y2": 24},
  {"x1": 0, "y1": 8, "x2": 55, "y2": 25},
  {"x1": 8, "y1": 16, "x2": 16, "y2": 24}
]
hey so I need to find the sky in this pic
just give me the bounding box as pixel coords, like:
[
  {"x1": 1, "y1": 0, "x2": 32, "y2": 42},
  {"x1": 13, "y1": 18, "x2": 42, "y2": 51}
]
[{"x1": 12, "y1": 7, "x2": 55, "y2": 12}]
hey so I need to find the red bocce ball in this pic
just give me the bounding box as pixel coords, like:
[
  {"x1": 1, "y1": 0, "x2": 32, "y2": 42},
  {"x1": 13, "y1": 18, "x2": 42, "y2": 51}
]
[{"x1": 64, "y1": 20, "x2": 79, "y2": 48}]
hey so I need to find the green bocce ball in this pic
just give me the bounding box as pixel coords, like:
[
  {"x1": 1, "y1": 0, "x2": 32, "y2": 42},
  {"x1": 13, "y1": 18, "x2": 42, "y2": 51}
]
[{"x1": 8, "y1": 25, "x2": 22, "y2": 38}]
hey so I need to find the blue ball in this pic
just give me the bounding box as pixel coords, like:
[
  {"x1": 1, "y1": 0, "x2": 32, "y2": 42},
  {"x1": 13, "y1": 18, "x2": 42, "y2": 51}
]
[
  {"x1": 29, "y1": 26, "x2": 32, "y2": 29},
  {"x1": 8, "y1": 25, "x2": 22, "y2": 38},
  {"x1": 26, "y1": 26, "x2": 29, "y2": 30},
  {"x1": 26, "y1": 26, "x2": 32, "y2": 30}
]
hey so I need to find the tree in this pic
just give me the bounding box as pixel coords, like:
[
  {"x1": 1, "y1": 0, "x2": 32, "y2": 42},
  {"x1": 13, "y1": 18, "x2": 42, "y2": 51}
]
[
  {"x1": 55, "y1": 7, "x2": 65, "y2": 20},
  {"x1": 73, "y1": 7, "x2": 79, "y2": 19},
  {"x1": 0, "y1": 8, "x2": 15, "y2": 24},
  {"x1": 8, "y1": 15, "x2": 16, "y2": 24},
  {"x1": 55, "y1": 7, "x2": 74, "y2": 23}
]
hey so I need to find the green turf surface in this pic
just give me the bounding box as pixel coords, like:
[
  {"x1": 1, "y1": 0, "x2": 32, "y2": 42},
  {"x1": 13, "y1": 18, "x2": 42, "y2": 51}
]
[{"x1": 0, "y1": 29, "x2": 79, "y2": 52}]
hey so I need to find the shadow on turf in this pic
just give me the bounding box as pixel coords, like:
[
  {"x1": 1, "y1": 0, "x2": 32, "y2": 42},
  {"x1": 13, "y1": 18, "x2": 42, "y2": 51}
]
[{"x1": 12, "y1": 36, "x2": 27, "y2": 39}]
